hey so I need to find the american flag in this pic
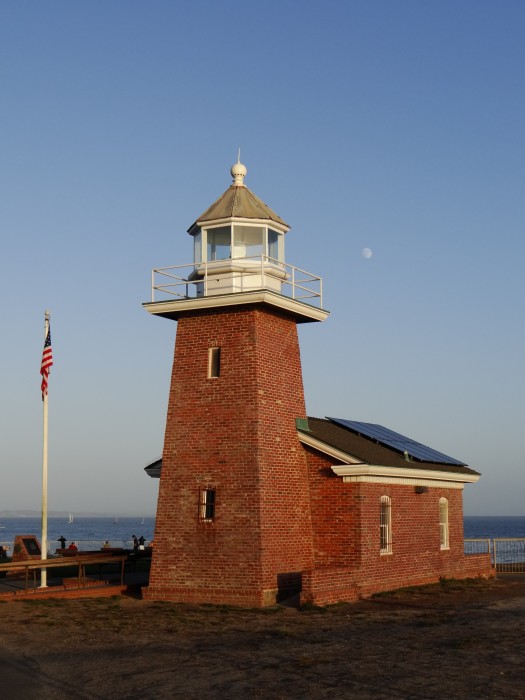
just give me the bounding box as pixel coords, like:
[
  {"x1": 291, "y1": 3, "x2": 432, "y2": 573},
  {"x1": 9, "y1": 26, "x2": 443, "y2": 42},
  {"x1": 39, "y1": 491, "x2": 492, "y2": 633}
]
[{"x1": 40, "y1": 324, "x2": 53, "y2": 400}]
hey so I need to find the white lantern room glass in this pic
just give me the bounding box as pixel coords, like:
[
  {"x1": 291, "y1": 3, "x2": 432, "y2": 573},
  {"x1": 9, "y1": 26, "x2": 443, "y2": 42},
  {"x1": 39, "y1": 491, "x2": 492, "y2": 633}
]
[
  {"x1": 233, "y1": 225, "x2": 264, "y2": 258},
  {"x1": 207, "y1": 226, "x2": 231, "y2": 261},
  {"x1": 268, "y1": 229, "x2": 282, "y2": 262},
  {"x1": 193, "y1": 230, "x2": 202, "y2": 263}
]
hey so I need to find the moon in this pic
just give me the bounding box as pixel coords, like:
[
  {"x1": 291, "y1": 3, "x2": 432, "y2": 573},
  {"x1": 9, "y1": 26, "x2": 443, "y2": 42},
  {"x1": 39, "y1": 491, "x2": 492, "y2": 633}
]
[{"x1": 362, "y1": 248, "x2": 373, "y2": 259}]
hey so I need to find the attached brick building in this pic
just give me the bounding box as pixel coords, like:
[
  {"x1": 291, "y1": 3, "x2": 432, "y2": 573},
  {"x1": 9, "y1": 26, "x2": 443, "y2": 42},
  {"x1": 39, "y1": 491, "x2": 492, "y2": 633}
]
[{"x1": 143, "y1": 161, "x2": 492, "y2": 606}]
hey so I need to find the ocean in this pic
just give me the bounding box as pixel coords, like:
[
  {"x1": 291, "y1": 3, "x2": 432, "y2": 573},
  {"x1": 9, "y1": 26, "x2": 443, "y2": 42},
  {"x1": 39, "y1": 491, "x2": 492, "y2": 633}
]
[
  {"x1": 0, "y1": 515, "x2": 523, "y2": 554},
  {"x1": 0, "y1": 516, "x2": 155, "y2": 553},
  {"x1": 463, "y1": 516, "x2": 525, "y2": 539}
]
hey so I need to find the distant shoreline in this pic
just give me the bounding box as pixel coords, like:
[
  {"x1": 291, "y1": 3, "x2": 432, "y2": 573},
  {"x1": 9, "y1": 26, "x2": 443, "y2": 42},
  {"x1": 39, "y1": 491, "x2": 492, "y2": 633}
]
[{"x1": 0, "y1": 512, "x2": 155, "y2": 518}]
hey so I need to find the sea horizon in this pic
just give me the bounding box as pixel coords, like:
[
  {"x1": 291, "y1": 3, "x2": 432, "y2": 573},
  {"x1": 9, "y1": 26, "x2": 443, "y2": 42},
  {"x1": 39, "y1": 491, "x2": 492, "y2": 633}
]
[{"x1": 1, "y1": 514, "x2": 524, "y2": 553}]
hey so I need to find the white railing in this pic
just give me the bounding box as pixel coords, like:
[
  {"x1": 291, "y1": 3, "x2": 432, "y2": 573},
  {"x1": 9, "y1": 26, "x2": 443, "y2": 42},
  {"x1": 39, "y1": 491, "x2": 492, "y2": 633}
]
[
  {"x1": 493, "y1": 538, "x2": 525, "y2": 573},
  {"x1": 150, "y1": 256, "x2": 324, "y2": 308},
  {"x1": 464, "y1": 538, "x2": 492, "y2": 556},
  {"x1": 465, "y1": 538, "x2": 525, "y2": 573}
]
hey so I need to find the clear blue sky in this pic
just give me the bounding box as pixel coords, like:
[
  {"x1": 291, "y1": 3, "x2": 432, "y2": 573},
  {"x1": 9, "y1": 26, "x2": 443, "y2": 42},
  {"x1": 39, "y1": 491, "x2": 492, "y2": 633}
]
[{"x1": 1, "y1": 1, "x2": 523, "y2": 516}]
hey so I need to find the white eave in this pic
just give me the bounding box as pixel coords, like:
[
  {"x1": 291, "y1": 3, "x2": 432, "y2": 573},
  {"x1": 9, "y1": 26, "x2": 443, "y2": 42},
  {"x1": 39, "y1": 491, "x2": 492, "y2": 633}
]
[
  {"x1": 143, "y1": 289, "x2": 330, "y2": 323},
  {"x1": 331, "y1": 463, "x2": 480, "y2": 484},
  {"x1": 298, "y1": 431, "x2": 364, "y2": 464},
  {"x1": 192, "y1": 216, "x2": 289, "y2": 235}
]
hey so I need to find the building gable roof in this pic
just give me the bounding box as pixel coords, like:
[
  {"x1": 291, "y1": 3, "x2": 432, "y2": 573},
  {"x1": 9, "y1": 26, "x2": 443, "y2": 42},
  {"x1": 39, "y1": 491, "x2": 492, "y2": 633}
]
[{"x1": 300, "y1": 417, "x2": 480, "y2": 478}]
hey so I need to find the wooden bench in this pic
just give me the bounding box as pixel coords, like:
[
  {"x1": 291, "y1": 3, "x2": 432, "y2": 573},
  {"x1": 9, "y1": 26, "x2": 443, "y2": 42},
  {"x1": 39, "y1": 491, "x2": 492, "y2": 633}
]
[{"x1": 0, "y1": 554, "x2": 128, "y2": 592}]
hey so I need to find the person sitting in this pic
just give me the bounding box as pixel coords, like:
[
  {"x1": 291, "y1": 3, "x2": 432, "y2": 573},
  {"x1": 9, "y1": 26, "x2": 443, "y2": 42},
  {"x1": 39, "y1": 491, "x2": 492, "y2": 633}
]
[
  {"x1": 68, "y1": 541, "x2": 78, "y2": 552},
  {"x1": 102, "y1": 541, "x2": 110, "y2": 549},
  {"x1": 0, "y1": 546, "x2": 6, "y2": 559}
]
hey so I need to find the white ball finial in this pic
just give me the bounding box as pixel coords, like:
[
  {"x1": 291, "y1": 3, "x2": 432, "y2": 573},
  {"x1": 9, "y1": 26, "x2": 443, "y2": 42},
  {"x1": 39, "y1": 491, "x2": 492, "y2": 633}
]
[{"x1": 231, "y1": 160, "x2": 247, "y2": 186}]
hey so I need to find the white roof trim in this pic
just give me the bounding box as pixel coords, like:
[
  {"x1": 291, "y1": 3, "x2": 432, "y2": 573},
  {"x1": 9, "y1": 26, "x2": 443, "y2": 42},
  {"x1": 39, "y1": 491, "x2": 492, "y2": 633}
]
[
  {"x1": 331, "y1": 463, "x2": 480, "y2": 484},
  {"x1": 195, "y1": 217, "x2": 289, "y2": 234},
  {"x1": 340, "y1": 475, "x2": 465, "y2": 489},
  {"x1": 298, "y1": 431, "x2": 364, "y2": 464},
  {"x1": 144, "y1": 290, "x2": 330, "y2": 323}
]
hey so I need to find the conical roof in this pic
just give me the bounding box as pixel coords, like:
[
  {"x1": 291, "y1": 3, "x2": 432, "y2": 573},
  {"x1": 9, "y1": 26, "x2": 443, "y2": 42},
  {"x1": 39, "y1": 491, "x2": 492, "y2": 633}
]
[{"x1": 188, "y1": 162, "x2": 289, "y2": 233}]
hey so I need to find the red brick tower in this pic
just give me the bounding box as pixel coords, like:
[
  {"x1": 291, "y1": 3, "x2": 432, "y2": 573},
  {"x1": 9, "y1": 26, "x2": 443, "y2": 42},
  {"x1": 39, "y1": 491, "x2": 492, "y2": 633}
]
[{"x1": 144, "y1": 161, "x2": 329, "y2": 606}]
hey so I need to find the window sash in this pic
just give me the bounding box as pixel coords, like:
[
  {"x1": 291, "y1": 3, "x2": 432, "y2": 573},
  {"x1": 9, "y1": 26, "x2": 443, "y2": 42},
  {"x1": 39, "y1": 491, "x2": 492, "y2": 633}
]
[
  {"x1": 380, "y1": 497, "x2": 392, "y2": 554},
  {"x1": 200, "y1": 489, "x2": 216, "y2": 521},
  {"x1": 439, "y1": 499, "x2": 449, "y2": 549}
]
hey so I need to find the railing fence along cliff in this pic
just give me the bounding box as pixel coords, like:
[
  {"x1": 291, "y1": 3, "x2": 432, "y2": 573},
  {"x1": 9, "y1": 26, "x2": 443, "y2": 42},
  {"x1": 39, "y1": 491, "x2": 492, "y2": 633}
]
[
  {"x1": 465, "y1": 538, "x2": 525, "y2": 573},
  {"x1": 0, "y1": 540, "x2": 136, "y2": 555},
  {"x1": 3, "y1": 538, "x2": 524, "y2": 571}
]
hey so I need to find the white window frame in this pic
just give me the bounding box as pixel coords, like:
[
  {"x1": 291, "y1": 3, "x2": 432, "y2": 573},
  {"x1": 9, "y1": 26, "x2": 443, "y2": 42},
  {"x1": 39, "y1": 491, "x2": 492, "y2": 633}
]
[
  {"x1": 201, "y1": 223, "x2": 285, "y2": 263},
  {"x1": 380, "y1": 495, "x2": 392, "y2": 555},
  {"x1": 439, "y1": 497, "x2": 449, "y2": 550}
]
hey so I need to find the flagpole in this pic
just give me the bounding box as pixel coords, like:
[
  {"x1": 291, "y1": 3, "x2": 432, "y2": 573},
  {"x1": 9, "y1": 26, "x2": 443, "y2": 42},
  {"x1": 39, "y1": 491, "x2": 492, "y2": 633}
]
[{"x1": 41, "y1": 310, "x2": 50, "y2": 588}]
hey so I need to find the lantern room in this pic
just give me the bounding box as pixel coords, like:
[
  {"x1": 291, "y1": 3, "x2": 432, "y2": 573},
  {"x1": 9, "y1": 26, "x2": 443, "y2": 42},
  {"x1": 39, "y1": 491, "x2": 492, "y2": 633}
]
[
  {"x1": 144, "y1": 160, "x2": 328, "y2": 323},
  {"x1": 187, "y1": 160, "x2": 289, "y2": 296}
]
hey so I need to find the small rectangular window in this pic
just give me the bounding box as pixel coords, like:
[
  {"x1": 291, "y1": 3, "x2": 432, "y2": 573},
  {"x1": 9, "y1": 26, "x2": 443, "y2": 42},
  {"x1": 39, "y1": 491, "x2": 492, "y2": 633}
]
[
  {"x1": 208, "y1": 347, "x2": 221, "y2": 378},
  {"x1": 199, "y1": 489, "x2": 216, "y2": 521}
]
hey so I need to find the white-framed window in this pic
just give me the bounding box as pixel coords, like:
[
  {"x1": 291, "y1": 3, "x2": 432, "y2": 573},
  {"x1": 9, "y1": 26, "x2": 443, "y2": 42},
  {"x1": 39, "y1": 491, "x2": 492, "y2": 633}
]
[
  {"x1": 208, "y1": 347, "x2": 221, "y2": 378},
  {"x1": 380, "y1": 496, "x2": 392, "y2": 554},
  {"x1": 233, "y1": 225, "x2": 264, "y2": 258},
  {"x1": 268, "y1": 229, "x2": 280, "y2": 261},
  {"x1": 199, "y1": 489, "x2": 216, "y2": 522},
  {"x1": 439, "y1": 497, "x2": 449, "y2": 550},
  {"x1": 199, "y1": 224, "x2": 285, "y2": 263},
  {"x1": 207, "y1": 226, "x2": 231, "y2": 261}
]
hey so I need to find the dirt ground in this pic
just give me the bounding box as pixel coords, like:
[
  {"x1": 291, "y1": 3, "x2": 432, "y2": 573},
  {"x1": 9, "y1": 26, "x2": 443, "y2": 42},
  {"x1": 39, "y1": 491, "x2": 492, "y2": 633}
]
[{"x1": 2, "y1": 577, "x2": 525, "y2": 700}]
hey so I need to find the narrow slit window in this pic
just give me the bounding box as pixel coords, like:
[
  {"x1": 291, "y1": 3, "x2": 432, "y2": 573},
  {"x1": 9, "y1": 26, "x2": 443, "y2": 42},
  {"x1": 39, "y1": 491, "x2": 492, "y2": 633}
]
[
  {"x1": 199, "y1": 489, "x2": 216, "y2": 521},
  {"x1": 439, "y1": 497, "x2": 449, "y2": 550},
  {"x1": 208, "y1": 347, "x2": 221, "y2": 378},
  {"x1": 380, "y1": 496, "x2": 392, "y2": 554}
]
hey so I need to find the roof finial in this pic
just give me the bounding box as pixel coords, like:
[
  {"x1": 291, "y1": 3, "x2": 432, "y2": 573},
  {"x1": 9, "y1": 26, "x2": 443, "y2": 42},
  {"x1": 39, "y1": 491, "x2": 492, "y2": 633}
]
[{"x1": 231, "y1": 151, "x2": 247, "y2": 186}]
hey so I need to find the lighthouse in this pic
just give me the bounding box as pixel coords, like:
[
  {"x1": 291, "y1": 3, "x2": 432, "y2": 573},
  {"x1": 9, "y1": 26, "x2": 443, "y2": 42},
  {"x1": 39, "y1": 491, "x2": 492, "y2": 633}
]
[{"x1": 143, "y1": 161, "x2": 329, "y2": 606}]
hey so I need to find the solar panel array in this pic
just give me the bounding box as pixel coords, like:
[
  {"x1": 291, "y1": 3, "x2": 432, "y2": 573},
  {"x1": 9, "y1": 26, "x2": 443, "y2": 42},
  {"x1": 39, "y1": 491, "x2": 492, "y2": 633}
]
[{"x1": 327, "y1": 417, "x2": 466, "y2": 466}]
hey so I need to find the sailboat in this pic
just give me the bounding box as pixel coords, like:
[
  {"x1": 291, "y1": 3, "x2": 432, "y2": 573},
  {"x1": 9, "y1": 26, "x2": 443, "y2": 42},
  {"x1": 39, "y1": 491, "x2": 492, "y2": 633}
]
[
  {"x1": 68, "y1": 513, "x2": 74, "y2": 524},
  {"x1": 114, "y1": 516, "x2": 119, "y2": 524},
  {"x1": 140, "y1": 517, "x2": 145, "y2": 525}
]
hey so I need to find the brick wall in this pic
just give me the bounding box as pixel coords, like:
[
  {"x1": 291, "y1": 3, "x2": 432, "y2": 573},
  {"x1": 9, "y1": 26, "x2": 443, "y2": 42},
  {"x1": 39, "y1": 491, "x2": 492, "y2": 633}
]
[
  {"x1": 145, "y1": 302, "x2": 492, "y2": 608},
  {"x1": 302, "y1": 449, "x2": 493, "y2": 606},
  {"x1": 146, "y1": 305, "x2": 314, "y2": 605}
]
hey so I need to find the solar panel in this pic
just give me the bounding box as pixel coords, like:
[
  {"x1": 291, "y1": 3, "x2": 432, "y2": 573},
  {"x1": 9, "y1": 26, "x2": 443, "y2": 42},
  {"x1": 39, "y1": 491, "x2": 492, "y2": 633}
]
[{"x1": 327, "y1": 417, "x2": 466, "y2": 466}]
